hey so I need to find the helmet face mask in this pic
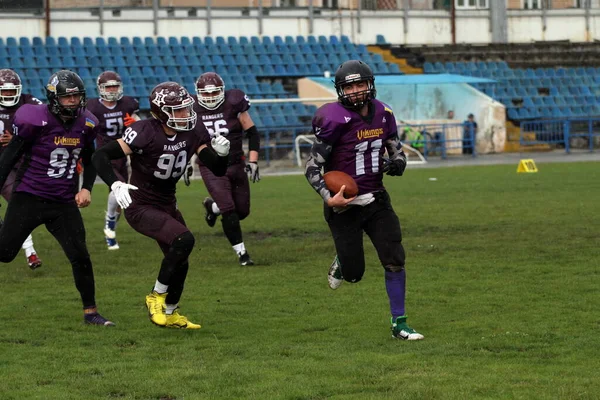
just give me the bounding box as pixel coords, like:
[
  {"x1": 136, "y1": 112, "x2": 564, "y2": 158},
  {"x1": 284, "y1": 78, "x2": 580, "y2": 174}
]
[
  {"x1": 150, "y1": 82, "x2": 197, "y2": 131},
  {"x1": 0, "y1": 69, "x2": 22, "y2": 107},
  {"x1": 97, "y1": 71, "x2": 123, "y2": 102},
  {"x1": 46, "y1": 70, "x2": 87, "y2": 119},
  {"x1": 195, "y1": 72, "x2": 225, "y2": 110},
  {"x1": 334, "y1": 60, "x2": 376, "y2": 110}
]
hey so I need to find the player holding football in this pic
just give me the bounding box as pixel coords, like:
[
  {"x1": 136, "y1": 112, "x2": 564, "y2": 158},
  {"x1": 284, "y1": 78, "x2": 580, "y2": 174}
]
[
  {"x1": 185, "y1": 72, "x2": 260, "y2": 266},
  {"x1": 0, "y1": 69, "x2": 43, "y2": 269},
  {"x1": 304, "y1": 60, "x2": 424, "y2": 340},
  {"x1": 92, "y1": 82, "x2": 230, "y2": 329},
  {"x1": 0, "y1": 70, "x2": 114, "y2": 326},
  {"x1": 87, "y1": 71, "x2": 140, "y2": 250}
]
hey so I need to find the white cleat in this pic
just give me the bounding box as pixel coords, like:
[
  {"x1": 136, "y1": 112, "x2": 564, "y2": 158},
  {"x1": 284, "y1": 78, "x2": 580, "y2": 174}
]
[
  {"x1": 103, "y1": 227, "x2": 116, "y2": 239},
  {"x1": 328, "y1": 256, "x2": 343, "y2": 290}
]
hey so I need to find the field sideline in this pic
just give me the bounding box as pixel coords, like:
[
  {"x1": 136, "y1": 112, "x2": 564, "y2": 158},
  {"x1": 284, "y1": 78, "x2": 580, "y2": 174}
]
[{"x1": 1, "y1": 161, "x2": 599, "y2": 400}]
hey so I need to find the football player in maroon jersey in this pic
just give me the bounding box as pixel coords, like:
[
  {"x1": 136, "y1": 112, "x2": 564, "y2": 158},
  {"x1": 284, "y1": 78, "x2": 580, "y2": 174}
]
[
  {"x1": 87, "y1": 71, "x2": 140, "y2": 250},
  {"x1": 92, "y1": 82, "x2": 230, "y2": 329},
  {"x1": 188, "y1": 72, "x2": 260, "y2": 266},
  {"x1": 0, "y1": 69, "x2": 43, "y2": 269}
]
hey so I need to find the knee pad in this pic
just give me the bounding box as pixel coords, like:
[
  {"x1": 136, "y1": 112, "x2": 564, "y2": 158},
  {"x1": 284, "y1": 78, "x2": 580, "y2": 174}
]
[
  {"x1": 171, "y1": 231, "x2": 195, "y2": 257},
  {"x1": 237, "y1": 210, "x2": 250, "y2": 221}
]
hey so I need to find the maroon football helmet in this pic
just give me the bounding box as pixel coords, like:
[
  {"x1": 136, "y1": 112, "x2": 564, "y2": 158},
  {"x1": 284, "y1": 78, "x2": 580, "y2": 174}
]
[
  {"x1": 0, "y1": 69, "x2": 22, "y2": 107},
  {"x1": 150, "y1": 82, "x2": 197, "y2": 131},
  {"x1": 97, "y1": 71, "x2": 123, "y2": 102},
  {"x1": 195, "y1": 72, "x2": 225, "y2": 110}
]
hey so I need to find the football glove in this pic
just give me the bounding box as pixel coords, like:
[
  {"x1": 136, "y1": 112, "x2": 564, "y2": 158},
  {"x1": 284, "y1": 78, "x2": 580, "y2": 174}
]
[
  {"x1": 211, "y1": 135, "x2": 230, "y2": 157},
  {"x1": 245, "y1": 161, "x2": 260, "y2": 183},
  {"x1": 123, "y1": 113, "x2": 137, "y2": 127},
  {"x1": 183, "y1": 163, "x2": 194, "y2": 186},
  {"x1": 110, "y1": 181, "x2": 138, "y2": 209},
  {"x1": 382, "y1": 157, "x2": 407, "y2": 176}
]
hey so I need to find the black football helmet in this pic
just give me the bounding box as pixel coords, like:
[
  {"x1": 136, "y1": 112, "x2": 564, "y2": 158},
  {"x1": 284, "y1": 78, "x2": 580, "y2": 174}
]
[
  {"x1": 334, "y1": 60, "x2": 376, "y2": 110},
  {"x1": 46, "y1": 70, "x2": 86, "y2": 119},
  {"x1": 0, "y1": 69, "x2": 22, "y2": 107},
  {"x1": 150, "y1": 81, "x2": 197, "y2": 131}
]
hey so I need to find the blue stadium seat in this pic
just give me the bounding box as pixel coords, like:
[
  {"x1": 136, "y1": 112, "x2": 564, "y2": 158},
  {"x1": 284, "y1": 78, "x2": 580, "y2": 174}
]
[
  {"x1": 155, "y1": 37, "x2": 166, "y2": 47},
  {"x1": 376, "y1": 34, "x2": 388, "y2": 45},
  {"x1": 32, "y1": 37, "x2": 44, "y2": 47}
]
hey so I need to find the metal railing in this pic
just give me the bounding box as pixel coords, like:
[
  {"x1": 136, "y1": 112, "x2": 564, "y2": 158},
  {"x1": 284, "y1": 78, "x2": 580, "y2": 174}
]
[{"x1": 520, "y1": 117, "x2": 600, "y2": 152}]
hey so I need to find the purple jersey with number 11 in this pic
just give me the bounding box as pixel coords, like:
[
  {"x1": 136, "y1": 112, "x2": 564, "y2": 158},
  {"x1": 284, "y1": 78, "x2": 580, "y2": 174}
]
[
  {"x1": 312, "y1": 99, "x2": 398, "y2": 195},
  {"x1": 12, "y1": 104, "x2": 98, "y2": 203}
]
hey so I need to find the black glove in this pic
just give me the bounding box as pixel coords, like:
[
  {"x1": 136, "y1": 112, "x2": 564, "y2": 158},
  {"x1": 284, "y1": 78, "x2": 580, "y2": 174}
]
[
  {"x1": 183, "y1": 163, "x2": 194, "y2": 186},
  {"x1": 245, "y1": 161, "x2": 260, "y2": 183},
  {"x1": 382, "y1": 157, "x2": 406, "y2": 176}
]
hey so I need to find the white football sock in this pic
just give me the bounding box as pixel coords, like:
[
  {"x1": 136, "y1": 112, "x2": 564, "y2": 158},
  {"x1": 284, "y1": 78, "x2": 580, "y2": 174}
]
[
  {"x1": 233, "y1": 242, "x2": 246, "y2": 256},
  {"x1": 107, "y1": 191, "x2": 119, "y2": 219},
  {"x1": 211, "y1": 202, "x2": 221, "y2": 215},
  {"x1": 165, "y1": 304, "x2": 178, "y2": 315},
  {"x1": 22, "y1": 235, "x2": 35, "y2": 257},
  {"x1": 153, "y1": 281, "x2": 169, "y2": 294}
]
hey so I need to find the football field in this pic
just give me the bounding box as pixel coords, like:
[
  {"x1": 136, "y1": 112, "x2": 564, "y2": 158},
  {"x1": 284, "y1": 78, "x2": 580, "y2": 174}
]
[{"x1": 1, "y1": 162, "x2": 599, "y2": 400}]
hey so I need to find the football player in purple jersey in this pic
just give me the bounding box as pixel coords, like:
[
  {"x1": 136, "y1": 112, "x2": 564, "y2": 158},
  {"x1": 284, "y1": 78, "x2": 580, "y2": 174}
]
[
  {"x1": 87, "y1": 71, "x2": 140, "y2": 251},
  {"x1": 186, "y1": 72, "x2": 260, "y2": 266},
  {"x1": 92, "y1": 82, "x2": 230, "y2": 329},
  {"x1": 0, "y1": 70, "x2": 114, "y2": 326},
  {"x1": 0, "y1": 69, "x2": 44, "y2": 269},
  {"x1": 304, "y1": 60, "x2": 423, "y2": 340}
]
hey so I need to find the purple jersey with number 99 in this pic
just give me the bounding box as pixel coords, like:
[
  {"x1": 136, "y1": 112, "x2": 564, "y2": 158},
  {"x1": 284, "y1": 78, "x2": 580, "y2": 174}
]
[
  {"x1": 312, "y1": 99, "x2": 398, "y2": 195},
  {"x1": 12, "y1": 104, "x2": 98, "y2": 203}
]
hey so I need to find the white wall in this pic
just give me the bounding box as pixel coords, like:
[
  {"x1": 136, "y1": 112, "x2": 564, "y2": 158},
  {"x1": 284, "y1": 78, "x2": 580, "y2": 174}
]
[{"x1": 1, "y1": 8, "x2": 599, "y2": 45}]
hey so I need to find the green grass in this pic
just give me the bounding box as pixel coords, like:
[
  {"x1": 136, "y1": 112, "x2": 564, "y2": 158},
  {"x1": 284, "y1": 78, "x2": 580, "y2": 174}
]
[{"x1": 1, "y1": 162, "x2": 600, "y2": 400}]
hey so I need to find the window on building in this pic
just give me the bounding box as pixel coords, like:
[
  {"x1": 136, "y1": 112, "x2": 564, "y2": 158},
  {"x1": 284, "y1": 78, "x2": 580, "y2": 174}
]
[
  {"x1": 523, "y1": 0, "x2": 542, "y2": 9},
  {"x1": 455, "y1": 0, "x2": 489, "y2": 9}
]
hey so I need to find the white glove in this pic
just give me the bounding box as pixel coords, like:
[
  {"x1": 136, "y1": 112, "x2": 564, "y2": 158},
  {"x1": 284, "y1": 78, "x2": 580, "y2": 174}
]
[
  {"x1": 183, "y1": 163, "x2": 193, "y2": 186},
  {"x1": 110, "y1": 181, "x2": 138, "y2": 209},
  {"x1": 245, "y1": 161, "x2": 260, "y2": 183},
  {"x1": 211, "y1": 135, "x2": 230, "y2": 157}
]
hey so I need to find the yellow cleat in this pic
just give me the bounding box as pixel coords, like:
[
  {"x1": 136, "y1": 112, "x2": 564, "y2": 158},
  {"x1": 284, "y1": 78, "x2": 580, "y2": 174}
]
[
  {"x1": 145, "y1": 291, "x2": 167, "y2": 326},
  {"x1": 165, "y1": 310, "x2": 201, "y2": 329}
]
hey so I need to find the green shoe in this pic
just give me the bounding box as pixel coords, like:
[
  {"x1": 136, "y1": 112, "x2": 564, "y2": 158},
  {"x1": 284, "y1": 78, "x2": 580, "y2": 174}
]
[{"x1": 391, "y1": 316, "x2": 424, "y2": 340}]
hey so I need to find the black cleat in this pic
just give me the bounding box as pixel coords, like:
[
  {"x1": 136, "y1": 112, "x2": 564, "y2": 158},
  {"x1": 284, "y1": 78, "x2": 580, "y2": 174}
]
[
  {"x1": 203, "y1": 197, "x2": 217, "y2": 228},
  {"x1": 238, "y1": 252, "x2": 254, "y2": 266}
]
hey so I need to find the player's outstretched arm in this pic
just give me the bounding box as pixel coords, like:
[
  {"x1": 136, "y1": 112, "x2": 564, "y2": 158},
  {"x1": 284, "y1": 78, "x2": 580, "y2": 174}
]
[{"x1": 91, "y1": 139, "x2": 137, "y2": 209}]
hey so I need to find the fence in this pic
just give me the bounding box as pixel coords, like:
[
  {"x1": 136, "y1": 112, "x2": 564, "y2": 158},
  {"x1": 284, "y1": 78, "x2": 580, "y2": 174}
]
[
  {"x1": 520, "y1": 117, "x2": 600, "y2": 152},
  {"x1": 291, "y1": 121, "x2": 476, "y2": 167}
]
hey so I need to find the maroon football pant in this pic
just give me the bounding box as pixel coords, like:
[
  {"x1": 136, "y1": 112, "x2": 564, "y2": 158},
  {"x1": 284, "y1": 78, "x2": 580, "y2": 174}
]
[
  {"x1": 198, "y1": 162, "x2": 250, "y2": 219},
  {"x1": 124, "y1": 202, "x2": 189, "y2": 254}
]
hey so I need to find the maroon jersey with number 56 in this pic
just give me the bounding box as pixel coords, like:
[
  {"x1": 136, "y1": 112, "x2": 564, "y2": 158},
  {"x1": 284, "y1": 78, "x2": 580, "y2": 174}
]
[{"x1": 192, "y1": 89, "x2": 250, "y2": 165}]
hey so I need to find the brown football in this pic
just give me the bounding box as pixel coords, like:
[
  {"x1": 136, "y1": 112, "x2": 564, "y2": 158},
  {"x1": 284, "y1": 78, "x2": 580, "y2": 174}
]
[{"x1": 323, "y1": 171, "x2": 359, "y2": 198}]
